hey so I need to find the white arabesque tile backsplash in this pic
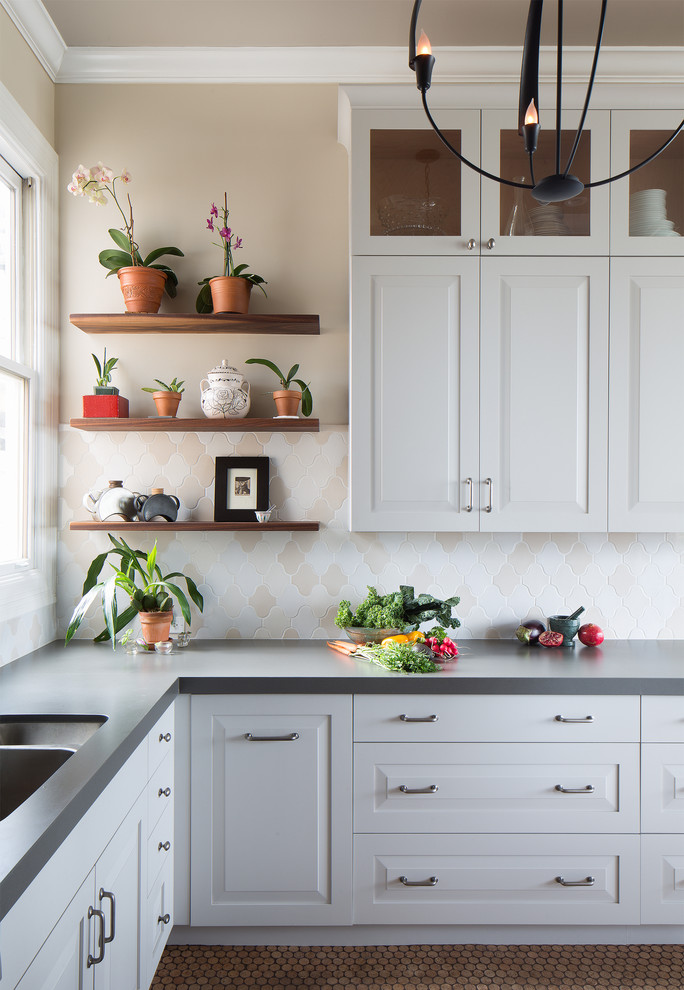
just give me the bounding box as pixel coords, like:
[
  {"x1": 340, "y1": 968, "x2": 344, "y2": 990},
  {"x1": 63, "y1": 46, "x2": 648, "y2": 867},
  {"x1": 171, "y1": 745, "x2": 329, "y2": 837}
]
[{"x1": 58, "y1": 427, "x2": 684, "y2": 643}]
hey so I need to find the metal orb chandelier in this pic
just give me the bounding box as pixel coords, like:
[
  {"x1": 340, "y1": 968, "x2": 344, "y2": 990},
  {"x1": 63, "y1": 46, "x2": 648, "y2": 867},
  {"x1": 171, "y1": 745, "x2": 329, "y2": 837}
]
[{"x1": 409, "y1": 0, "x2": 684, "y2": 203}]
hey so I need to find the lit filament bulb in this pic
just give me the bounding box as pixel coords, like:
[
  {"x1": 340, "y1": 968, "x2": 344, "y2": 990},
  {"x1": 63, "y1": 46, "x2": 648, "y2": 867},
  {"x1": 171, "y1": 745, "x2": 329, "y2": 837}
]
[
  {"x1": 525, "y1": 99, "x2": 539, "y2": 125},
  {"x1": 417, "y1": 30, "x2": 432, "y2": 56}
]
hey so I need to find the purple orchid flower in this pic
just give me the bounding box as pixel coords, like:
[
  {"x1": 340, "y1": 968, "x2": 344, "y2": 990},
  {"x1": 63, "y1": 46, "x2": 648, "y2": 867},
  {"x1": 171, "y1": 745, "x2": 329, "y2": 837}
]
[
  {"x1": 233, "y1": 237, "x2": 243, "y2": 249},
  {"x1": 206, "y1": 218, "x2": 214, "y2": 230},
  {"x1": 219, "y1": 226, "x2": 231, "y2": 240},
  {"x1": 210, "y1": 203, "x2": 218, "y2": 218}
]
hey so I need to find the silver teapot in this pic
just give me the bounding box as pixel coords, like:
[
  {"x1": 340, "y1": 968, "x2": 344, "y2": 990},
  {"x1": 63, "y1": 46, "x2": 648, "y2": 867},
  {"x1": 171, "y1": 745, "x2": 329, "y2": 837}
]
[
  {"x1": 82, "y1": 480, "x2": 139, "y2": 521},
  {"x1": 200, "y1": 360, "x2": 251, "y2": 419}
]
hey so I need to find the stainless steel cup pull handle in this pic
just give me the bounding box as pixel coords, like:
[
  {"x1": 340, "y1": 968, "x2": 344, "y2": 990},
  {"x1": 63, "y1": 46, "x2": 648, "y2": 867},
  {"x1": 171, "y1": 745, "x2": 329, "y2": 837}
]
[
  {"x1": 87, "y1": 907, "x2": 106, "y2": 967},
  {"x1": 244, "y1": 732, "x2": 299, "y2": 741},
  {"x1": 399, "y1": 784, "x2": 438, "y2": 794},
  {"x1": 555, "y1": 784, "x2": 595, "y2": 794},
  {"x1": 98, "y1": 888, "x2": 115, "y2": 944},
  {"x1": 399, "y1": 714, "x2": 438, "y2": 723},
  {"x1": 399, "y1": 875, "x2": 439, "y2": 887},
  {"x1": 555, "y1": 715, "x2": 594, "y2": 723},
  {"x1": 158, "y1": 840, "x2": 171, "y2": 852},
  {"x1": 467, "y1": 238, "x2": 476, "y2": 251},
  {"x1": 158, "y1": 786, "x2": 171, "y2": 797},
  {"x1": 484, "y1": 477, "x2": 493, "y2": 512},
  {"x1": 159, "y1": 732, "x2": 172, "y2": 742},
  {"x1": 158, "y1": 913, "x2": 171, "y2": 925},
  {"x1": 464, "y1": 477, "x2": 473, "y2": 512},
  {"x1": 555, "y1": 875, "x2": 596, "y2": 887}
]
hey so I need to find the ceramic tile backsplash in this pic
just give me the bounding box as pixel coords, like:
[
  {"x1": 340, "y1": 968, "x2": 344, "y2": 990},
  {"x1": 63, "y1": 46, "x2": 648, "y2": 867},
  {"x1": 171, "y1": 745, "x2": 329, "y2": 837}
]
[{"x1": 58, "y1": 427, "x2": 684, "y2": 643}]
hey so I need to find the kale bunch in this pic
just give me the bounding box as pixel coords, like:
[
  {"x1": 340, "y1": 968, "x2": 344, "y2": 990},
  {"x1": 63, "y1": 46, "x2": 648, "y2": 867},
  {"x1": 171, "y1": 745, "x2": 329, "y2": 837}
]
[
  {"x1": 334, "y1": 585, "x2": 460, "y2": 632},
  {"x1": 400, "y1": 585, "x2": 461, "y2": 631}
]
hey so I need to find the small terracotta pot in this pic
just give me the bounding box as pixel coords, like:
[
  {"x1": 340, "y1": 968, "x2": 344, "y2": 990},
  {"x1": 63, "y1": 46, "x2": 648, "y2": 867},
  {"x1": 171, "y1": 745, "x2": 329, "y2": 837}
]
[
  {"x1": 273, "y1": 389, "x2": 301, "y2": 417},
  {"x1": 139, "y1": 610, "x2": 173, "y2": 645},
  {"x1": 152, "y1": 390, "x2": 182, "y2": 417},
  {"x1": 117, "y1": 266, "x2": 167, "y2": 314},
  {"x1": 209, "y1": 276, "x2": 252, "y2": 314}
]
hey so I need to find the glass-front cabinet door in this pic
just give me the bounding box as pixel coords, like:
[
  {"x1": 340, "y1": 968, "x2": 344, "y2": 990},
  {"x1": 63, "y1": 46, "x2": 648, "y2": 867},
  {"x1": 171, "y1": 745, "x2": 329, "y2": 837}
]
[
  {"x1": 350, "y1": 108, "x2": 480, "y2": 255},
  {"x1": 610, "y1": 110, "x2": 684, "y2": 256},
  {"x1": 481, "y1": 109, "x2": 610, "y2": 255}
]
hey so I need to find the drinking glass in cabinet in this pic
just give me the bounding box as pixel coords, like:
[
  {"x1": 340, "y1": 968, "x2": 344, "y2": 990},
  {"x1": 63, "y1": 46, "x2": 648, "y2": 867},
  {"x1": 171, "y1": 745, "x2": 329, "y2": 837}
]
[{"x1": 628, "y1": 130, "x2": 683, "y2": 238}]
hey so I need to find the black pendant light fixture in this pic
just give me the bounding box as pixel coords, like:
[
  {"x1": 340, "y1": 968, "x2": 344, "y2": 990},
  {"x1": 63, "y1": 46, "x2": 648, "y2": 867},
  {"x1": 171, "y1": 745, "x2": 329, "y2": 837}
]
[{"x1": 409, "y1": 0, "x2": 684, "y2": 204}]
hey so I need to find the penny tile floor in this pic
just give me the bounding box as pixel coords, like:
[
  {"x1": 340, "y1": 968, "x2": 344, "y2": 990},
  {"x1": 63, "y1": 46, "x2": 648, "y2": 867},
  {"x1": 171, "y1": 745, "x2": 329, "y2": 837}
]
[{"x1": 151, "y1": 944, "x2": 684, "y2": 989}]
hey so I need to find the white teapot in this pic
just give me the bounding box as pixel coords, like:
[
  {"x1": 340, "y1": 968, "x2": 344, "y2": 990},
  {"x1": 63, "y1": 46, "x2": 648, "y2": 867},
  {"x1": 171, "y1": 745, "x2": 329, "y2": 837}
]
[
  {"x1": 200, "y1": 360, "x2": 251, "y2": 419},
  {"x1": 82, "y1": 480, "x2": 139, "y2": 521}
]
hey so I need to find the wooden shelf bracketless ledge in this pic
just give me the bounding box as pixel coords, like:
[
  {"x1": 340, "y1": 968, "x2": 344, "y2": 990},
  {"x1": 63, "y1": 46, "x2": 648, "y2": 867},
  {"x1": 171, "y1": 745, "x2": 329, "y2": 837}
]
[
  {"x1": 69, "y1": 521, "x2": 320, "y2": 532},
  {"x1": 69, "y1": 313, "x2": 320, "y2": 334},
  {"x1": 69, "y1": 417, "x2": 320, "y2": 433}
]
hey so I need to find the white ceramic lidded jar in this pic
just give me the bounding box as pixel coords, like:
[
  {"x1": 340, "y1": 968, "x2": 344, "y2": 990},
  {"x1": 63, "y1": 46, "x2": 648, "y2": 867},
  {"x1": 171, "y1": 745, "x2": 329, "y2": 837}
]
[
  {"x1": 200, "y1": 360, "x2": 251, "y2": 419},
  {"x1": 82, "y1": 480, "x2": 139, "y2": 521}
]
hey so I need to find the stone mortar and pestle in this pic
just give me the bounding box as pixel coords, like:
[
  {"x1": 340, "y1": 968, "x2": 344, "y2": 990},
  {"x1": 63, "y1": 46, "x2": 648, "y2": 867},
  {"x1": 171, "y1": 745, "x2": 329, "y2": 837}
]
[{"x1": 548, "y1": 606, "x2": 585, "y2": 646}]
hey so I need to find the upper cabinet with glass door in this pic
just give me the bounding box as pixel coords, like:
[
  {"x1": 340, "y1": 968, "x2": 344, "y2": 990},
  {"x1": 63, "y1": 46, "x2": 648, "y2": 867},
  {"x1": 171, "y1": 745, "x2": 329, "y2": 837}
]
[
  {"x1": 610, "y1": 111, "x2": 684, "y2": 256},
  {"x1": 350, "y1": 108, "x2": 480, "y2": 255},
  {"x1": 481, "y1": 109, "x2": 610, "y2": 255}
]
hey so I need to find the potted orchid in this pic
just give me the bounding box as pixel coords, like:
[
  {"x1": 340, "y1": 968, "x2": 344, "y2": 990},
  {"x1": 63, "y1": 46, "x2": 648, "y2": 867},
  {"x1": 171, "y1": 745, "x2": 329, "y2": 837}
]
[
  {"x1": 196, "y1": 193, "x2": 267, "y2": 315},
  {"x1": 68, "y1": 162, "x2": 184, "y2": 313}
]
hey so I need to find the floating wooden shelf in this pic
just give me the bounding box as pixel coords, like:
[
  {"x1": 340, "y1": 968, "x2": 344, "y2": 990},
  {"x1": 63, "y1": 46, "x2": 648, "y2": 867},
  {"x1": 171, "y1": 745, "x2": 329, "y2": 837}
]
[
  {"x1": 69, "y1": 521, "x2": 320, "y2": 532},
  {"x1": 69, "y1": 417, "x2": 320, "y2": 433},
  {"x1": 70, "y1": 313, "x2": 320, "y2": 335}
]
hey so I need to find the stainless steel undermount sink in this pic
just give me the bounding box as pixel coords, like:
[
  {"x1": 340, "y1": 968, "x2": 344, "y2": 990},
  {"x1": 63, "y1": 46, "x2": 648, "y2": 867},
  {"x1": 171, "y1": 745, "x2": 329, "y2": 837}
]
[{"x1": 0, "y1": 715, "x2": 107, "y2": 748}]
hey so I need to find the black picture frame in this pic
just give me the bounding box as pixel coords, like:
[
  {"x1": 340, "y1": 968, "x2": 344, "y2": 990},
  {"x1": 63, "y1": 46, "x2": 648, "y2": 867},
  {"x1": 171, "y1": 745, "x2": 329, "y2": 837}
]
[{"x1": 214, "y1": 456, "x2": 270, "y2": 522}]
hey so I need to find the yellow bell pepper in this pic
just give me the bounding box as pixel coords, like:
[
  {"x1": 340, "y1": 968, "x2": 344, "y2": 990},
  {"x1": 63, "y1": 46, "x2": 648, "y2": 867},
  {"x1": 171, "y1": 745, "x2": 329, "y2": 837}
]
[
  {"x1": 380, "y1": 634, "x2": 410, "y2": 646},
  {"x1": 406, "y1": 631, "x2": 426, "y2": 643}
]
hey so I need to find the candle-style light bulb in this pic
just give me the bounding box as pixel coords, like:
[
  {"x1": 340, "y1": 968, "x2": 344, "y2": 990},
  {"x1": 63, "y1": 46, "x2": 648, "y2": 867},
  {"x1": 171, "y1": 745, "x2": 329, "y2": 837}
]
[
  {"x1": 413, "y1": 29, "x2": 435, "y2": 92},
  {"x1": 525, "y1": 99, "x2": 539, "y2": 126},
  {"x1": 522, "y1": 98, "x2": 540, "y2": 154},
  {"x1": 417, "y1": 30, "x2": 432, "y2": 56}
]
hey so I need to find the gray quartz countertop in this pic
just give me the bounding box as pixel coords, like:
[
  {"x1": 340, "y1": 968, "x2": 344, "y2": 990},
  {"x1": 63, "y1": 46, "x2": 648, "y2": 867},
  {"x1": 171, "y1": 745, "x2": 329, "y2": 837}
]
[{"x1": 1, "y1": 637, "x2": 683, "y2": 919}]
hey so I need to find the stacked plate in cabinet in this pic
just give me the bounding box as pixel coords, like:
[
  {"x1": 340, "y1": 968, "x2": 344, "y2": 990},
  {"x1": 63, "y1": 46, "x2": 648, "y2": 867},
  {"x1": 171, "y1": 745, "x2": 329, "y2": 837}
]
[
  {"x1": 528, "y1": 203, "x2": 572, "y2": 236},
  {"x1": 629, "y1": 188, "x2": 681, "y2": 237}
]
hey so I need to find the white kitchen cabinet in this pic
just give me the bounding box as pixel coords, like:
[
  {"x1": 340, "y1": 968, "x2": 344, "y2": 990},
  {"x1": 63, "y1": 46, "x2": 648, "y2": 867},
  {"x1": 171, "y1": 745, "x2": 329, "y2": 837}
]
[
  {"x1": 641, "y1": 744, "x2": 684, "y2": 833},
  {"x1": 609, "y1": 257, "x2": 684, "y2": 531},
  {"x1": 641, "y1": 834, "x2": 684, "y2": 925},
  {"x1": 190, "y1": 694, "x2": 352, "y2": 926}
]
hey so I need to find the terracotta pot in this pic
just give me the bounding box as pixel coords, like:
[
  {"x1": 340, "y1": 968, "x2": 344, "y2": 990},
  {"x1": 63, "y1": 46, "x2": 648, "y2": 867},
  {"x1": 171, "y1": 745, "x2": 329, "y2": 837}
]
[
  {"x1": 273, "y1": 389, "x2": 301, "y2": 417},
  {"x1": 152, "y1": 390, "x2": 182, "y2": 417},
  {"x1": 209, "y1": 276, "x2": 252, "y2": 314},
  {"x1": 117, "y1": 266, "x2": 167, "y2": 314},
  {"x1": 138, "y1": 610, "x2": 173, "y2": 645}
]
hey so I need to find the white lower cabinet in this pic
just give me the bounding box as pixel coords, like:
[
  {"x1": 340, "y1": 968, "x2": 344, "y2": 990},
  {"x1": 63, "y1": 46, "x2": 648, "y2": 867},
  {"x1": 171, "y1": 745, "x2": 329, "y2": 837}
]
[
  {"x1": 190, "y1": 694, "x2": 352, "y2": 926},
  {"x1": 641, "y1": 834, "x2": 684, "y2": 925}
]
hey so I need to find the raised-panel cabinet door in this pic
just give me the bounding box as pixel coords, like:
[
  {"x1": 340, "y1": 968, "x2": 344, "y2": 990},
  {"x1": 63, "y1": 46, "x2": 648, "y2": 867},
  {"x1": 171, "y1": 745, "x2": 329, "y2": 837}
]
[
  {"x1": 609, "y1": 258, "x2": 684, "y2": 530},
  {"x1": 479, "y1": 257, "x2": 609, "y2": 531},
  {"x1": 190, "y1": 695, "x2": 352, "y2": 926},
  {"x1": 351, "y1": 256, "x2": 479, "y2": 531}
]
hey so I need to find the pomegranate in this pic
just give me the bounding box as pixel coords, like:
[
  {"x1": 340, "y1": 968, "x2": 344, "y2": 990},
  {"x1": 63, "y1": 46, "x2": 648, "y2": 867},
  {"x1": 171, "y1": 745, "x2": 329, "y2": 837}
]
[
  {"x1": 538, "y1": 630, "x2": 564, "y2": 648},
  {"x1": 578, "y1": 623, "x2": 604, "y2": 647},
  {"x1": 515, "y1": 620, "x2": 546, "y2": 645}
]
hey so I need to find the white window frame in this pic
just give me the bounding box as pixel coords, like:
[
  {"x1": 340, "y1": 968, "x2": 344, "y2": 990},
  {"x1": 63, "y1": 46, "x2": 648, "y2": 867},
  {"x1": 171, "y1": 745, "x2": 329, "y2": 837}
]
[{"x1": 0, "y1": 81, "x2": 58, "y2": 621}]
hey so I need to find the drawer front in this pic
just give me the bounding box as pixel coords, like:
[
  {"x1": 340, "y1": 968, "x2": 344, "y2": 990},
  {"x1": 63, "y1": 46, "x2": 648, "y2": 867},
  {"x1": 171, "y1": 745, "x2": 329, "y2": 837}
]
[
  {"x1": 146, "y1": 857, "x2": 174, "y2": 986},
  {"x1": 353, "y1": 695, "x2": 639, "y2": 743},
  {"x1": 354, "y1": 743, "x2": 639, "y2": 834},
  {"x1": 641, "y1": 744, "x2": 684, "y2": 832},
  {"x1": 353, "y1": 833, "x2": 640, "y2": 926},
  {"x1": 148, "y1": 751, "x2": 174, "y2": 836},
  {"x1": 148, "y1": 803, "x2": 174, "y2": 894},
  {"x1": 148, "y1": 704, "x2": 175, "y2": 778},
  {"x1": 641, "y1": 834, "x2": 684, "y2": 925},
  {"x1": 642, "y1": 697, "x2": 684, "y2": 743}
]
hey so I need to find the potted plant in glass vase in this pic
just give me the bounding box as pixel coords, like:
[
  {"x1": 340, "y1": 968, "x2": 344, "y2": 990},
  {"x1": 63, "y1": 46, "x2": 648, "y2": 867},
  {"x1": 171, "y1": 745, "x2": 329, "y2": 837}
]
[
  {"x1": 68, "y1": 162, "x2": 184, "y2": 313},
  {"x1": 196, "y1": 193, "x2": 267, "y2": 314},
  {"x1": 141, "y1": 376, "x2": 185, "y2": 417},
  {"x1": 244, "y1": 357, "x2": 313, "y2": 417}
]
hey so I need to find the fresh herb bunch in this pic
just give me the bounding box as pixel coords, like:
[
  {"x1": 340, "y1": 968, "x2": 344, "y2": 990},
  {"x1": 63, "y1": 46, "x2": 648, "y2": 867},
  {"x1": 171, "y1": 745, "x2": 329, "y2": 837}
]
[
  {"x1": 335, "y1": 585, "x2": 460, "y2": 632},
  {"x1": 362, "y1": 641, "x2": 441, "y2": 674}
]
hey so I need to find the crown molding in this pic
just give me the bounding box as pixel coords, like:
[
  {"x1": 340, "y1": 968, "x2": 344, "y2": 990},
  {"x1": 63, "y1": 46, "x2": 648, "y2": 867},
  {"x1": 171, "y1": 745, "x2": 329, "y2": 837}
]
[
  {"x1": 56, "y1": 44, "x2": 684, "y2": 86},
  {"x1": 0, "y1": 0, "x2": 65, "y2": 81}
]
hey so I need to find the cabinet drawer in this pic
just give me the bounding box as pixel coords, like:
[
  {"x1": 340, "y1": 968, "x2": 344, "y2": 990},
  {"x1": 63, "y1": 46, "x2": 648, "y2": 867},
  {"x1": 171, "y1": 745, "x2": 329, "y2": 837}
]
[
  {"x1": 148, "y1": 751, "x2": 174, "y2": 836},
  {"x1": 148, "y1": 803, "x2": 174, "y2": 894},
  {"x1": 641, "y1": 834, "x2": 684, "y2": 925},
  {"x1": 641, "y1": 744, "x2": 684, "y2": 832},
  {"x1": 354, "y1": 743, "x2": 639, "y2": 834},
  {"x1": 148, "y1": 704, "x2": 175, "y2": 777},
  {"x1": 642, "y1": 697, "x2": 684, "y2": 742},
  {"x1": 353, "y1": 833, "x2": 640, "y2": 926},
  {"x1": 353, "y1": 695, "x2": 639, "y2": 743}
]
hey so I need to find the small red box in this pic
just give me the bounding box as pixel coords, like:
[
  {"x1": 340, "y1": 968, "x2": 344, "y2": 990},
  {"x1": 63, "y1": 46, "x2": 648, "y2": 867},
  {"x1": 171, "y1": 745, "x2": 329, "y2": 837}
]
[{"x1": 82, "y1": 394, "x2": 130, "y2": 418}]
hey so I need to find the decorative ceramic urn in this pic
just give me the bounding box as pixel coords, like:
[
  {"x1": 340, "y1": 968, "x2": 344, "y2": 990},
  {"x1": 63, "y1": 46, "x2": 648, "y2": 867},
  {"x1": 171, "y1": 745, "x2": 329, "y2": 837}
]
[{"x1": 200, "y1": 360, "x2": 251, "y2": 418}]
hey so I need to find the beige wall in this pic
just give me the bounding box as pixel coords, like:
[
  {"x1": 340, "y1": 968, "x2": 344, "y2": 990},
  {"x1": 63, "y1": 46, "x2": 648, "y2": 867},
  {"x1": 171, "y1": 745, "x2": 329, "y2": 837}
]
[
  {"x1": 0, "y1": 5, "x2": 54, "y2": 146},
  {"x1": 56, "y1": 83, "x2": 349, "y2": 424}
]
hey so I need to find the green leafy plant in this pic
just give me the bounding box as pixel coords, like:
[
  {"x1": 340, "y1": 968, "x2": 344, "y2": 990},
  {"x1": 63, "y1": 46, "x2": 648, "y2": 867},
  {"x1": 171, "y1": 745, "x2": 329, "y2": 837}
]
[
  {"x1": 196, "y1": 193, "x2": 267, "y2": 313},
  {"x1": 362, "y1": 641, "x2": 441, "y2": 674},
  {"x1": 335, "y1": 585, "x2": 460, "y2": 632},
  {"x1": 92, "y1": 348, "x2": 118, "y2": 388},
  {"x1": 65, "y1": 536, "x2": 203, "y2": 650},
  {"x1": 141, "y1": 377, "x2": 185, "y2": 394},
  {"x1": 244, "y1": 358, "x2": 313, "y2": 417}
]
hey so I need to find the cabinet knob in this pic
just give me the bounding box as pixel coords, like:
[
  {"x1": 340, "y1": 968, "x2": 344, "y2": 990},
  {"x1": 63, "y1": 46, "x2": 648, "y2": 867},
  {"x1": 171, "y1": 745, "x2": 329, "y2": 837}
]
[
  {"x1": 466, "y1": 238, "x2": 476, "y2": 251},
  {"x1": 158, "y1": 913, "x2": 171, "y2": 925},
  {"x1": 158, "y1": 840, "x2": 171, "y2": 852},
  {"x1": 159, "y1": 732, "x2": 172, "y2": 742},
  {"x1": 486, "y1": 237, "x2": 496, "y2": 250},
  {"x1": 158, "y1": 786, "x2": 171, "y2": 797}
]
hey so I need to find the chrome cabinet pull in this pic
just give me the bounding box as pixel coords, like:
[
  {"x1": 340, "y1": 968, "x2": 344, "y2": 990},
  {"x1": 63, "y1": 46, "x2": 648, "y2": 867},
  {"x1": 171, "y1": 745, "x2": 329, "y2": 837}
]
[
  {"x1": 466, "y1": 238, "x2": 476, "y2": 251},
  {"x1": 244, "y1": 732, "x2": 299, "y2": 741},
  {"x1": 158, "y1": 840, "x2": 171, "y2": 852},
  {"x1": 87, "y1": 907, "x2": 106, "y2": 967},
  {"x1": 555, "y1": 784, "x2": 595, "y2": 794},
  {"x1": 399, "y1": 784, "x2": 438, "y2": 794},
  {"x1": 158, "y1": 786, "x2": 171, "y2": 797},
  {"x1": 486, "y1": 237, "x2": 496, "y2": 250},
  {"x1": 484, "y1": 477, "x2": 493, "y2": 512},
  {"x1": 399, "y1": 714, "x2": 438, "y2": 723},
  {"x1": 555, "y1": 875, "x2": 595, "y2": 887},
  {"x1": 399, "y1": 875, "x2": 439, "y2": 887},
  {"x1": 98, "y1": 888, "x2": 115, "y2": 944},
  {"x1": 158, "y1": 913, "x2": 171, "y2": 925},
  {"x1": 159, "y1": 732, "x2": 172, "y2": 742},
  {"x1": 554, "y1": 715, "x2": 594, "y2": 723},
  {"x1": 464, "y1": 477, "x2": 473, "y2": 512}
]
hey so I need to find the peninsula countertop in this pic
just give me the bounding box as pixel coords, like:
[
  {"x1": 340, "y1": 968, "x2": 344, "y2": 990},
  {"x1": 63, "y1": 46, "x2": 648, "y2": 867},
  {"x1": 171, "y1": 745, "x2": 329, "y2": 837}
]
[{"x1": 1, "y1": 637, "x2": 683, "y2": 919}]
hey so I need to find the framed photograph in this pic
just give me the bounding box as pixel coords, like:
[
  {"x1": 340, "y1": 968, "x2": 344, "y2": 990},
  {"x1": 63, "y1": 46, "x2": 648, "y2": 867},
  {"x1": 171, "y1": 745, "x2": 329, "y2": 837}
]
[{"x1": 214, "y1": 456, "x2": 270, "y2": 521}]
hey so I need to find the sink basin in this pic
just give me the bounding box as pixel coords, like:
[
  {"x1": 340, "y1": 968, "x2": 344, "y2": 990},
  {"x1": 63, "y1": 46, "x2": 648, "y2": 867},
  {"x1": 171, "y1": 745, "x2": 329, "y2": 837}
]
[
  {"x1": 0, "y1": 746, "x2": 76, "y2": 821},
  {"x1": 0, "y1": 715, "x2": 107, "y2": 748}
]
